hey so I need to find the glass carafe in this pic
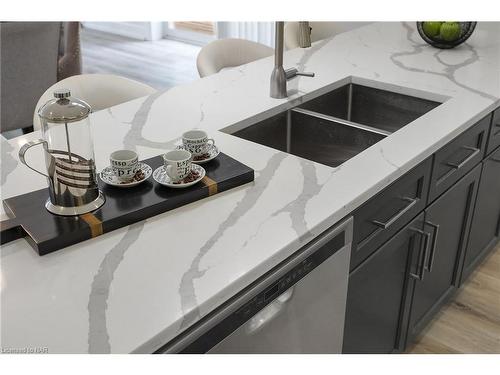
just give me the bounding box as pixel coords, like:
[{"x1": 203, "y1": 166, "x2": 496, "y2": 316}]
[{"x1": 19, "y1": 89, "x2": 105, "y2": 216}]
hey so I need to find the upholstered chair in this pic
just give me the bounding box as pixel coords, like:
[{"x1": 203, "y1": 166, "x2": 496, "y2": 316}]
[
  {"x1": 197, "y1": 38, "x2": 273, "y2": 77},
  {"x1": 0, "y1": 22, "x2": 60, "y2": 133},
  {"x1": 33, "y1": 74, "x2": 156, "y2": 130}
]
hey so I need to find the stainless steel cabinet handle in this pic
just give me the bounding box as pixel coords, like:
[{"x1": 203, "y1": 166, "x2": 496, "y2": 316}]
[
  {"x1": 409, "y1": 228, "x2": 431, "y2": 281},
  {"x1": 424, "y1": 221, "x2": 440, "y2": 272},
  {"x1": 490, "y1": 157, "x2": 500, "y2": 163},
  {"x1": 446, "y1": 146, "x2": 481, "y2": 170},
  {"x1": 245, "y1": 287, "x2": 294, "y2": 335},
  {"x1": 372, "y1": 197, "x2": 418, "y2": 229}
]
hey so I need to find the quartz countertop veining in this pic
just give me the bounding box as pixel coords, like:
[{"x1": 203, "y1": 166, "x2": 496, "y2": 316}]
[{"x1": 1, "y1": 22, "x2": 499, "y2": 353}]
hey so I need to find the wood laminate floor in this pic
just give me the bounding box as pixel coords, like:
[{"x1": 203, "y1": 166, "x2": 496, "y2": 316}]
[
  {"x1": 407, "y1": 242, "x2": 500, "y2": 353},
  {"x1": 81, "y1": 28, "x2": 201, "y2": 90}
]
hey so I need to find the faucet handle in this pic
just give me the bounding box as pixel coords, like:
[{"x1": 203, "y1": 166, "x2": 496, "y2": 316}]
[
  {"x1": 295, "y1": 71, "x2": 315, "y2": 77},
  {"x1": 285, "y1": 68, "x2": 315, "y2": 79}
]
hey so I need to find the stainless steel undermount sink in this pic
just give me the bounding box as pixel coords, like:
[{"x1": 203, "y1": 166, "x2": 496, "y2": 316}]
[
  {"x1": 299, "y1": 83, "x2": 441, "y2": 133},
  {"x1": 232, "y1": 108, "x2": 386, "y2": 167},
  {"x1": 226, "y1": 82, "x2": 442, "y2": 168}
]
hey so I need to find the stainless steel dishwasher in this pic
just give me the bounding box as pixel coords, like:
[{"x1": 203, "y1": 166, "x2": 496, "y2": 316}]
[{"x1": 159, "y1": 217, "x2": 353, "y2": 354}]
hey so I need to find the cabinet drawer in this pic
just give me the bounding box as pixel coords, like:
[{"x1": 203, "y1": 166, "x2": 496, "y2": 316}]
[
  {"x1": 429, "y1": 115, "x2": 490, "y2": 202},
  {"x1": 487, "y1": 108, "x2": 500, "y2": 155},
  {"x1": 350, "y1": 158, "x2": 432, "y2": 270}
]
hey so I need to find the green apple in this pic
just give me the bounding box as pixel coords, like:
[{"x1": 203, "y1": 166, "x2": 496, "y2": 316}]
[
  {"x1": 440, "y1": 22, "x2": 461, "y2": 42},
  {"x1": 422, "y1": 22, "x2": 442, "y2": 37}
]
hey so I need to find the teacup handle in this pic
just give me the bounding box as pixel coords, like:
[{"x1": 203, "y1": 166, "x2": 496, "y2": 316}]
[
  {"x1": 19, "y1": 139, "x2": 50, "y2": 178},
  {"x1": 207, "y1": 138, "x2": 215, "y2": 147}
]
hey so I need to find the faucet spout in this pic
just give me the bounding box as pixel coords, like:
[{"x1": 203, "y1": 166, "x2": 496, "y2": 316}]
[
  {"x1": 270, "y1": 21, "x2": 315, "y2": 99},
  {"x1": 270, "y1": 22, "x2": 287, "y2": 99}
]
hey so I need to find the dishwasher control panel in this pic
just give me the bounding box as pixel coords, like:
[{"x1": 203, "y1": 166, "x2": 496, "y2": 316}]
[{"x1": 236, "y1": 257, "x2": 315, "y2": 320}]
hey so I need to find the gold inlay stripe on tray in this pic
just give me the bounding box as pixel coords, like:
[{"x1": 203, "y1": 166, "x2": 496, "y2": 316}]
[
  {"x1": 80, "y1": 213, "x2": 103, "y2": 237},
  {"x1": 201, "y1": 176, "x2": 218, "y2": 196}
]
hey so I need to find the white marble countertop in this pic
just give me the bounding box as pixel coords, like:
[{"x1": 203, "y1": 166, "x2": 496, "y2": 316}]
[{"x1": 1, "y1": 22, "x2": 499, "y2": 353}]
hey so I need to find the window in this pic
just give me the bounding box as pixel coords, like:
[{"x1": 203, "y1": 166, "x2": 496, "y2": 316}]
[{"x1": 164, "y1": 22, "x2": 216, "y2": 45}]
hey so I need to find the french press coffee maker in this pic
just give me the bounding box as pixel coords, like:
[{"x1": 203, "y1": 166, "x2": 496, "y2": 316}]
[{"x1": 19, "y1": 89, "x2": 105, "y2": 216}]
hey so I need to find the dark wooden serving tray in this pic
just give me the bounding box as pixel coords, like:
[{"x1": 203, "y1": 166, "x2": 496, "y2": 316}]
[{"x1": 0, "y1": 153, "x2": 254, "y2": 255}]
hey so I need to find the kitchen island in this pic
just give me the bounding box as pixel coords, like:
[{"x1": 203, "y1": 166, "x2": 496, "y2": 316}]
[{"x1": 1, "y1": 22, "x2": 499, "y2": 353}]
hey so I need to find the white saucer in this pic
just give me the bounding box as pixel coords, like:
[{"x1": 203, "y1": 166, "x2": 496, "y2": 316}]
[
  {"x1": 153, "y1": 164, "x2": 206, "y2": 188},
  {"x1": 176, "y1": 144, "x2": 220, "y2": 164},
  {"x1": 100, "y1": 162, "x2": 152, "y2": 188}
]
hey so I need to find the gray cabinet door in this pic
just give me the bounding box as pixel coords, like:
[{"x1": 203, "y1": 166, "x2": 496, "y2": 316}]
[
  {"x1": 462, "y1": 146, "x2": 500, "y2": 281},
  {"x1": 343, "y1": 214, "x2": 426, "y2": 353},
  {"x1": 487, "y1": 108, "x2": 500, "y2": 155},
  {"x1": 408, "y1": 164, "x2": 481, "y2": 340}
]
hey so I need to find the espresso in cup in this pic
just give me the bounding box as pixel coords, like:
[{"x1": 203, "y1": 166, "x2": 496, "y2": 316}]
[
  {"x1": 182, "y1": 129, "x2": 215, "y2": 157},
  {"x1": 110, "y1": 150, "x2": 139, "y2": 182},
  {"x1": 163, "y1": 149, "x2": 192, "y2": 182}
]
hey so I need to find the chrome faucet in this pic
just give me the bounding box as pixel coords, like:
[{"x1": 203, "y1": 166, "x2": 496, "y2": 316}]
[{"x1": 270, "y1": 21, "x2": 315, "y2": 99}]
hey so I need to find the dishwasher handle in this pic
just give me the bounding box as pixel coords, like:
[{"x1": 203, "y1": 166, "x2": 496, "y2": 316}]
[{"x1": 245, "y1": 287, "x2": 294, "y2": 335}]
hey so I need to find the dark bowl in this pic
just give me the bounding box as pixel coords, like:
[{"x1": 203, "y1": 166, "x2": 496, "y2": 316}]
[{"x1": 417, "y1": 22, "x2": 477, "y2": 49}]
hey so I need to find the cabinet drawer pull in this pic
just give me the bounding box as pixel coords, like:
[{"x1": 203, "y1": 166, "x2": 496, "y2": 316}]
[
  {"x1": 491, "y1": 157, "x2": 500, "y2": 163},
  {"x1": 445, "y1": 146, "x2": 480, "y2": 170},
  {"x1": 424, "y1": 221, "x2": 440, "y2": 272},
  {"x1": 371, "y1": 197, "x2": 418, "y2": 229},
  {"x1": 409, "y1": 228, "x2": 431, "y2": 281}
]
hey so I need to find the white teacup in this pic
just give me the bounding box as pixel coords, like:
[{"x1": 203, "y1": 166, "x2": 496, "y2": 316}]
[
  {"x1": 182, "y1": 129, "x2": 215, "y2": 157},
  {"x1": 110, "y1": 150, "x2": 139, "y2": 182},
  {"x1": 163, "y1": 149, "x2": 192, "y2": 182}
]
